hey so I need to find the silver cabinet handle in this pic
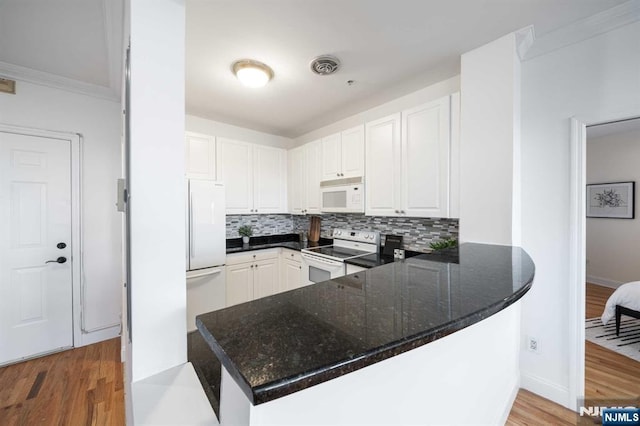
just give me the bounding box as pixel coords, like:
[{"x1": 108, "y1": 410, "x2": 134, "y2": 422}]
[{"x1": 395, "y1": 210, "x2": 399, "y2": 213}]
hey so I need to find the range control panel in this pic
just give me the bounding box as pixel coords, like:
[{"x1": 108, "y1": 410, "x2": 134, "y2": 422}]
[{"x1": 332, "y1": 228, "x2": 380, "y2": 244}]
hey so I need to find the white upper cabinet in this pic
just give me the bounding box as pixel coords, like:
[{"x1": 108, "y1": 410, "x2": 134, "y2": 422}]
[
  {"x1": 365, "y1": 113, "x2": 401, "y2": 216},
  {"x1": 185, "y1": 132, "x2": 216, "y2": 179},
  {"x1": 253, "y1": 145, "x2": 287, "y2": 214},
  {"x1": 321, "y1": 133, "x2": 341, "y2": 181},
  {"x1": 401, "y1": 96, "x2": 450, "y2": 218},
  {"x1": 365, "y1": 95, "x2": 452, "y2": 218},
  {"x1": 217, "y1": 137, "x2": 286, "y2": 214},
  {"x1": 288, "y1": 140, "x2": 322, "y2": 215},
  {"x1": 320, "y1": 125, "x2": 365, "y2": 181},
  {"x1": 305, "y1": 140, "x2": 323, "y2": 214},
  {"x1": 217, "y1": 137, "x2": 253, "y2": 214},
  {"x1": 288, "y1": 145, "x2": 305, "y2": 215},
  {"x1": 340, "y1": 125, "x2": 365, "y2": 178}
]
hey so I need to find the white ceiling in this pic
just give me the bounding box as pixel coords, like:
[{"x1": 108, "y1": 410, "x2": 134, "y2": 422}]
[
  {"x1": 0, "y1": 0, "x2": 123, "y2": 100},
  {"x1": 185, "y1": 0, "x2": 626, "y2": 138},
  {"x1": 0, "y1": 0, "x2": 628, "y2": 137},
  {"x1": 588, "y1": 117, "x2": 640, "y2": 140}
]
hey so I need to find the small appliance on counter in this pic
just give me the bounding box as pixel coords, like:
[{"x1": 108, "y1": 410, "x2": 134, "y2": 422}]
[{"x1": 185, "y1": 179, "x2": 226, "y2": 332}]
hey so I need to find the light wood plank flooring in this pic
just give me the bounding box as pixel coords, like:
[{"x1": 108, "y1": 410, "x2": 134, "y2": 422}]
[
  {"x1": 507, "y1": 283, "x2": 640, "y2": 425},
  {"x1": 0, "y1": 338, "x2": 124, "y2": 426}
]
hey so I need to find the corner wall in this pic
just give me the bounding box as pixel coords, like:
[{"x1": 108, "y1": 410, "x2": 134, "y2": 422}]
[
  {"x1": 520, "y1": 21, "x2": 640, "y2": 406},
  {"x1": 0, "y1": 80, "x2": 122, "y2": 344},
  {"x1": 586, "y1": 128, "x2": 640, "y2": 288}
]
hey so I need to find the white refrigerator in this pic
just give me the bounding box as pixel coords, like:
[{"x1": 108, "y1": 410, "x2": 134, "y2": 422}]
[{"x1": 186, "y1": 179, "x2": 226, "y2": 332}]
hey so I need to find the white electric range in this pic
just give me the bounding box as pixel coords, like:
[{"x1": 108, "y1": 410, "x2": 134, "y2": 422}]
[{"x1": 300, "y1": 228, "x2": 380, "y2": 285}]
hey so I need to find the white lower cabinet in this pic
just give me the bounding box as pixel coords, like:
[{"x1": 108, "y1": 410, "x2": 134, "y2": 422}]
[
  {"x1": 225, "y1": 249, "x2": 280, "y2": 307},
  {"x1": 280, "y1": 249, "x2": 303, "y2": 291}
]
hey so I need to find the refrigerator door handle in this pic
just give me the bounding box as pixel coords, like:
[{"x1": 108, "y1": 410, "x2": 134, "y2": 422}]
[
  {"x1": 190, "y1": 191, "x2": 195, "y2": 258},
  {"x1": 187, "y1": 267, "x2": 222, "y2": 279}
]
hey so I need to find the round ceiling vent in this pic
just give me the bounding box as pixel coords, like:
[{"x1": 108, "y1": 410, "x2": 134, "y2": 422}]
[{"x1": 310, "y1": 55, "x2": 341, "y2": 76}]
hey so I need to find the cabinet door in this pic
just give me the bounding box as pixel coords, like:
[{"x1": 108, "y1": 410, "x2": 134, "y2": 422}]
[
  {"x1": 288, "y1": 146, "x2": 305, "y2": 214},
  {"x1": 226, "y1": 263, "x2": 253, "y2": 307},
  {"x1": 253, "y1": 259, "x2": 280, "y2": 300},
  {"x1": 254, "y1": 145, "x2": 287, "y2": 214},
  {"x1": 320, "y1": 133, "x2": 341, "y2": 181},
  {"x1": 365, "y1": 113, "x2": 401, "y2": 216},
  {"x1": 402, "y1": 96, "x2": 450, "y2": 218},
  {"x1": 305, "y1": 140, "x2": 322, "y2": 214},
  {"x1": 185, "y1": 132, "x2": 216, "y2": 179},
  {"x1": 282, "y1": 259, "x2": 302, "y2": 292},
  {"x1": 217, "y1": 138, "x2": 253, "y2": 214},
  {"x1": 340, "y1": 125, "x2": 365, "y2": 178}
]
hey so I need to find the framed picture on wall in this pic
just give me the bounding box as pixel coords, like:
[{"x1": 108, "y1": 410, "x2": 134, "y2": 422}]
[{"x1": 586, "y1": 181, "x2": 635, "y2": 219}]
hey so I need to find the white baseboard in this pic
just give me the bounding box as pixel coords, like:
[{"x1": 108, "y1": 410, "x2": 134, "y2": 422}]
[
  {"x1": 77, "y1": 325, "x2": 121, "y2": 347},
  {"x1": 586, "y1": 275, "x2": 625, "y2": 289},
  {"x1": 498, "y1": 376, "x2": 521, "y2": 425},
  {"x1": 520, "y1": 372, "x2": 572, "y2": 410}
]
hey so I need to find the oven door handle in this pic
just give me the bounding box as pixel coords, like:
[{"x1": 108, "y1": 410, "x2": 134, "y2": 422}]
[{"x1": 301, "y1": 252, "x2": 342, "y2": 266}]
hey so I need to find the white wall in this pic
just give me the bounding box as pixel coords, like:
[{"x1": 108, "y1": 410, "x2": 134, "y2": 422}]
[
  {"x1": 520, "y1": 21, "x2": 640, "y2": 406},
  {"x1": 459, "y1": 33, "x2": 521, "y2": 246},
  {"x1": 586, "y1": 128, "x2": 640, "y2": 288},
  {"x1": 0, "y1": 80, "x2": 122, "y2": 344},
  {"x1": 128, "y1": 0, "x2": 187, "y2": 382},
  {"x1": 294, "y1": 76, "x2": 459, "y2": 145},
  {"x1": 187, "y1": 115, "x2": 293, "y2": 149}
]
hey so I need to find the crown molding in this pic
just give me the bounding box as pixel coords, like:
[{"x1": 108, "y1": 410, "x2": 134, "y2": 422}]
[
  {"x1": 0, "y1": 60, "x2": 119, "y2": 102},
  {"x1": 515, "y1": 25, "x2": 535, "y2": 60},
  {"x1": 524, "y1": 0, "x2": 640, "y2": 60}
]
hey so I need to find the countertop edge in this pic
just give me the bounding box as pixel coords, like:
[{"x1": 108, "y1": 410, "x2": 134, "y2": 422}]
[{"x1": 249, "y1": 271, "x2": 534, "y2": 404}]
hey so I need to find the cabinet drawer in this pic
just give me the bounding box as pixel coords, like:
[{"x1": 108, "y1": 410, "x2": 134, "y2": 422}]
[
  {"x1": 226, "y1": 248, "x2": 279, "y2": 265},
  {"x1": 281, "y1": 249, "x2": 301, "y2": 263}
]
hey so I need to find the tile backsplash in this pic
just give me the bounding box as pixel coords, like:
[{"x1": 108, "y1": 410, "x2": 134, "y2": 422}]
[
  {"x1": 227, "y1": 213, "x2": 458, "y2": 253},
  {"x1": 226, "y1": 214, "x2": 295, "y2": 237}
]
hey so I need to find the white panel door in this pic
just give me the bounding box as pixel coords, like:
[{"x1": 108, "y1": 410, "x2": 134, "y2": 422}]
[
  {"x1": 340, "y1": 125, "x2": 365, "y2": 178},
  {"x1": 217, "y1": 138, "x2": 253, "y2": 214},
  {"x1": 253, "y1": 259, "x2": 279, "y2": 300},
  {"x1": 288, "y1": 146, "x2": 305, "y2": 214},
  {"x1": 0, "y1": 131, "x2": 73, "y2": 365},
  {"x1": 188, "y1": 180, "x2": 225, "y2": 270},
  {"x1": 254, "y1": 146, "x2": 286, "y2": 214},
  {"x1": 402, "y1": 97, "x2": 451, "y2": 218},
  {"x1": 185, "y1": 132, "x2": 216, "y2": 180},
  {"x1": 305, "y1": 140, "x2": 323, "y2": 214},
  {"x1": 365, "y1": 113, "x2": 401, "y2": 216},
  {"x1": 320, "y1": 133, "x2": 341, "y2": 181}
]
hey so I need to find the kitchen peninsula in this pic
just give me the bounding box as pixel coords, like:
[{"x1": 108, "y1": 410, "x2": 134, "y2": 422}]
[{"x1": 197, "y1": 243, "x2": 534, "y2": 425}]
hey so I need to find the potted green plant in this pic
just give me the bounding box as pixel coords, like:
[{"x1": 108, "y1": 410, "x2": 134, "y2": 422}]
[
  {"x1": 429, "y1": 238, "x2": 458, "y2": 253},
  {"x1": 238, "y1": 225, "x2": 253, "y2": 244}
]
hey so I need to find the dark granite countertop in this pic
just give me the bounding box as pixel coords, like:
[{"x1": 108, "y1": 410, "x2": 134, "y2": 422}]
[
  {"x1": 226, "y1": 234, "x2": 332, "y2": 254},
  {"x1": 343, "y1": 248, "x2": 453, "y2": 269},
  {"x1": 197, "y1": 243, "x2": 534, "y2": 405}
]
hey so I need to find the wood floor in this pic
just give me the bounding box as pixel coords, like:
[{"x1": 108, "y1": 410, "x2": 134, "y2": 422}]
[
  {"x1": 0, "y1": 284, "x2": 636, "y2": 425},
  {"x1": 0, "y1": 338, "x2": 124, "y2": 426},
  {"x1": 506, "y1": 283, "x2": 640, "y2": 425}
]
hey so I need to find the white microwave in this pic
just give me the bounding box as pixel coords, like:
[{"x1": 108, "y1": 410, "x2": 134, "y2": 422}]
[{"x1": 320, "y1": 177, "x2": 364, "y2": 213}]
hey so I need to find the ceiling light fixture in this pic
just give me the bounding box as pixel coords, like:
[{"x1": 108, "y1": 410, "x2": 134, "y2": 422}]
[{"x1": 232, "y1": 59, "x2": 273, "y2": 88}]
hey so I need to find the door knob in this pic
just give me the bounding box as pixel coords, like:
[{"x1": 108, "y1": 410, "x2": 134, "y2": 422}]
[
  {"x1": 57, "y1": 242, "x2": 67, "y2": 249},
  {"x1": 46, "y1": 257, "x2": 67, "y2": 264}
]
